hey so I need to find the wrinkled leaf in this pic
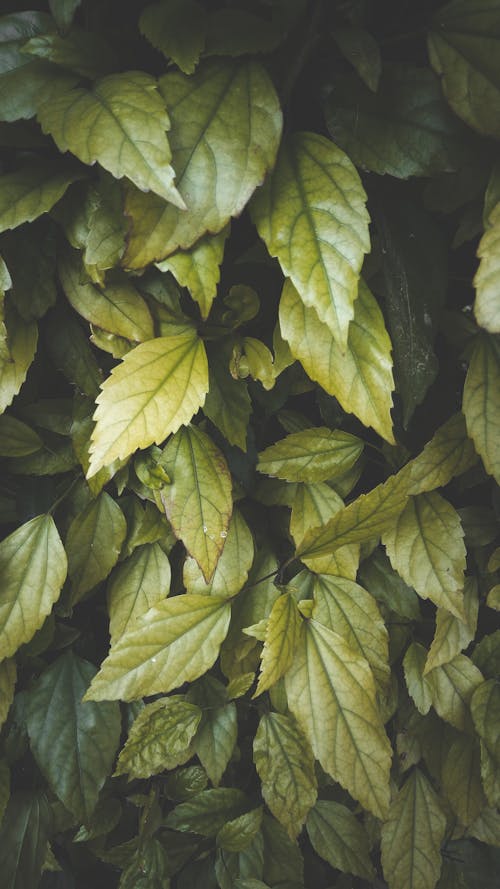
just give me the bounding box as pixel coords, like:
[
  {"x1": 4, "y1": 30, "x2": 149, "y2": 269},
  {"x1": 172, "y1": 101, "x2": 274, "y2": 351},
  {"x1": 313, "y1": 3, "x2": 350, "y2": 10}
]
[{"x1": 114, "y1": 696, "x2": 201, "y2": 779}]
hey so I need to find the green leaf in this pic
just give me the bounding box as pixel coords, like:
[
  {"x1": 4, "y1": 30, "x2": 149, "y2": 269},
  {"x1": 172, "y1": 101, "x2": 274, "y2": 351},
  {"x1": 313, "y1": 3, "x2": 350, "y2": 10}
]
[
  {"x1": 251, "y1": 131, "x2": 370, "y2": 347},
  {"x1": 217, "y1": 808, "x2": 263, "y2": 853},
  {"x1": 205, "y1": 8, "x2": 282, "y2": 57},
  {"x1": 333, "y1": 27, "x2": 381, "y2": 91},
  {"x1": 108, "y1": 542, "x2": 172, "y2": 642},
  {"x1": 183, "y1": 508, "x2": 254, "y2": 598},
  {"x1": 381, "y1": 769, "x2": 446, "y2": 889},
  {"x1": 115, "y1": 696, "x2": 202, "y2": 779},
  {"x1": 468, "y1": 807, "x2": 500, "y2": 847},
  {"x1": 463, "y1": 333, "x2": 500, "y2": 484},
  {"x1": 253, "y1": 713, "x2": 317, "y2": 838},
  {"x1": 0, "y1": 514, "x2": 66, "y2": 660},
  {"x1": 166, "y1": 788, "x2": 248, "y2": 836},
  {"x1": 0, "y1": 306, "x2": 37, "y2": 413},
  {"x1": 83, "y1": 173, "x2": 127, "y2": 273},
  {"x1": 204, "y1": 343, "x2": 251, "y2": 451},
  {"x1": 441, "y1": 734, "x2": 486, "y2": 826},
  {"x1": 254, "y1": 594, "x2": 302, "y2": 696},
  {"x1": 87, "y1": 331, "x2": 209, "y2": 477},
  {"x1": 1, "y1": 221, "x2": 57, "y2": 321},
  {"x1": 471, "y1": 679, "x2": 500, "y2": 762},
  {"x1": 0, "y1": 658, "x2": 16, "y2": 729},
  {"x1": 59, "y1": 247, "x2": 154, "y2": 342},
  {"x1": 257, "y1": 427, "x2": 363, "y2": 483},
  {"x1": 285, "y1": 619, "x2": 391, "y2": 819},
  {"x1": 22, "y1": 29, "x2": 117, "y2": 81},
  {"x1": 382, "y1": 492, "x2": 467, "y2": 620},
  {"x1": 0, "y1": 414, "x2": 42, "y2": 456},
  {"x1": 37, "y1": 72, "x2": 183, "y2": 206},
  {"x1": 49, "y1": 0, "x2": 81, "y2": 30},
  {"x1": 280, "y1": 278, "x2": 395, "y2": 443},
  {"x1": 480, "y1": 741, "x2": 500, "y2": 808},
  {"x1": 428, "y1": 1, "x2": 500, "y2": 138},
  {"x1": 425, "y1": 577, "x2": 479, "y2": 674},
  {"x1": 474, "y1": 203, "x2": 500, "y2": 333},
  {"x1": 0, "y1": 791, "x2": 52, "y2": 889},
  {"x1": 25, "y1": 653, "x2": 120, "y2": 821},
  {"x1": 312, "y1": 574, "x2": 390, "y2": 692},
  {"x1": 0, "y1": 760, "x2": 9, "y2": 824},
  {"x1": 188, "y1": 676, "x2": 238, "y2": 786},
  {"x1": 359, "y1": 548, "x2": 420, "y2": 620},
  {"x1": 157, "y1": 227, "x2": 228, "y2": 320},
  {"x1": 0, "y1": 162, "x2": 82, "y2": 234},
  {"x1": 306, "y1": 800, "x2": 375, "y2": 880},
  {"x1": 404, "y1": 643, "x2": 433, "y2": 715},
  {"x1": 86, "y1": 594, "x2": 231, "y2": 701},
  {"x1": 290, "y1": 483, "x2": 360, "y2": 578},
  {"x1": 325, "y1": 65, "x2": 472, "y2": 179},
  {"x1": 124, "y1": 60, "x2": 282, "y2": 268},
  {"x1": 261, "y1": 814, "x2": 304, "y2": 887},
  {"x1": 427, "y1": 654, "x2": 484, "y2": 732},
  {"x1": 65, "y1": 492, "x2": 127, "y2": 604},
  {"x1": 45, "y1": 303, "x2": 102, "y2": 398},
  {"x1": 140, "y1": 0, "x2": 207, "y2": 74},
  {"x1": 160, "y1": 425, "x2": 233, "y2": 582}
]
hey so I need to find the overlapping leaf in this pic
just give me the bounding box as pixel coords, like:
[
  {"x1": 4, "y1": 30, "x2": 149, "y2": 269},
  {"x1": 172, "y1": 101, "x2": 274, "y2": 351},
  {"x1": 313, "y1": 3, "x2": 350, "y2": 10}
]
[
  {"x1": 0, "y1": 307, "x2": 37, "y2": 413},
  {"x1": 183, "y1": 508, "x2": 254, "y2": 598},
  {"x1": 157, "y1": 227, "x2": 229, "y2": 320},
  {"x1": 107, "y1": 543, "x2": 172, "y2": 641},
  {"x1": 114, "y1": 696, "x2": 201, "y2": 779},
  {"x1": 0, "y1": 163, "x2": 82, "y2": 233},
  {"x1": 254, "y1": 594, "x2": 302, "y2": 696},
  {"x1": 290, "y1": 483, "x2": 360, "y2": 578},
  {"x1": 257, "y1": 427, "x2": 363, "y2": 483},
  {"x1": 463, "y1": 333, "x2": 500, "y2": 483},
  {"x1": 65, "y1": 492, "x2": 126, "y2": 603},
  {"x1": 306, "y1": 800, "x2": 374, "y2": 880}
]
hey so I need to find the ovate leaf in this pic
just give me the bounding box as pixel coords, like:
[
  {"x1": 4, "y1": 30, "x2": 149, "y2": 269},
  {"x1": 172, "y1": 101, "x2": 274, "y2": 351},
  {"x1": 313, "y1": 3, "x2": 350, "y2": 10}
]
[
  {"x1": 188, "y1": 676, "x2": 238, "y2": 787},
  {"x1": 251, "y1": 131, "x2": 370, "y2": 347},
  {"x1": 0, "y1": 307, "x2": 37, "y2": 413},
  {"x1": 0, "y1": 163, "x2": 82, "y2": 233},
  {"x1": 25, "y1": 654, "x2": 120, "y2": 822},
  {"x1": 183, "y1": 508, "x2": 254, "y2": 598},
  {"x1": 428, "y1": 1, "x2": 500, "y2": 138},
  {"x1": 333, "y1": 26, "x2": 381, "y2": 91},
  {"x1": 0, "y1": 514, "x2": 66, "y2": 660},
  {"x1": 382, "y1": 492, "x2": 466, "y2": 620},
  {"x1": 471, "y1": 679, "x2": 500, "y2": 761},
  {"x1": 108, "y1": 543, "x2": 172, "y2": 642},
  {"x1": 463, "y1": 333, "x2": 500, "y2": 483},
  {"x1": 0, "y1": 414, "x2": 42, "y2": 456},
  {"x1": 160, "y1": 425, "x2": 233, "y2": 582},
  {"x1": 306, "y1": 800, "x2": 375, "y2": 880},
  {"x1": 474, "y1": 202, "x2": 500, "y2": 332},
  {"x1": 0, "y1": 658, "x2": 16, "y2": 729},
  {"x1": 0, "y1": 791, "x2": 52, "y2": 889},
  {"x1": 87, "y1": 331, "x2": 209, "y2": 477},
  {"x1": 254, "y1": 594, "x2": 302, "y2": 696},
  {"x1": 157, "y1": 226, "x2": 229, "y2": 320},
  {"x1": 257, "y1": 427, "x2": 363, "y2": 483},
  {"x1": 45, "y1": 303, "x2": 102, "y2": 398},
  {"x1": 403, "y1": 643, "x2": 433, "y2": 715},
  {"x1": 139, "y1": 0, "x2": 207, "y2": 74},
  {"x1": 280, "y1": 278, "x2": 395, "y2": 443},
  {"x1": 381, "y1": 769, "x2": 446, "y2": 889},
  {"x1": 124, "y1": 60, "x2": 282, "y2": 267},
  {"x1": 37, "y1": 72, "x2": 183, "y2": 206},
  {"x1": 290, "y1": 482, "x2": 360, "y2": 578},
  {"x1": 427, "y1": 654, "x2": 484, "y2": 732},
  {"x1": 114, "y1": 696, "x2": 201, "y2": 779},
  {"x1": 253, "y1": 713, "x2": 317, "y2": 838},
  {"x1": 285, "y1": 619, "x2": 391, "y2": 819},
  {"x1": 65, "y1": 492, "x2": 126, "y2": 604},
  {"x1": 86, "y1": 594, "x2": 231, "y2": 701}
]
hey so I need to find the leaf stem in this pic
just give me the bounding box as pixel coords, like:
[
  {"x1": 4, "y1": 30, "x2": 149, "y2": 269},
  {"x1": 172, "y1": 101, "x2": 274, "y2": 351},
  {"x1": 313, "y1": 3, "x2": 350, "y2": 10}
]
[{"x1": 48, "y1": 475, "x2": 82, "y2": 516}]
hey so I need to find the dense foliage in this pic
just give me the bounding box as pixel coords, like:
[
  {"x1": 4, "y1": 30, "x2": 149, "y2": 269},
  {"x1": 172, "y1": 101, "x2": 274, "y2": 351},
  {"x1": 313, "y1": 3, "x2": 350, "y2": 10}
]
[{"x1": 0, "y1": 0, "x2": 499, "y2": 887}]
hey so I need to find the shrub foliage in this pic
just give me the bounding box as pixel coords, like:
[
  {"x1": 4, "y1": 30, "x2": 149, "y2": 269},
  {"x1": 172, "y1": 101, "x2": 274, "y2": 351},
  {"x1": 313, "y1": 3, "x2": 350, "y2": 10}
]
[{"x1": 0, "y1": 1, "x2": 499, "y2": 887}]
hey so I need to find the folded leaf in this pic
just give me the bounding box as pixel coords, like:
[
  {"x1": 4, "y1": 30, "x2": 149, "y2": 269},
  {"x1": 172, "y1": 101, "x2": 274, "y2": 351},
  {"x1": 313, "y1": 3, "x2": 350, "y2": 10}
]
[
  {"x1": 87, "y1": 331, "x2": 209, "y2": 477},
  {"x1": 257, "y1": 427, "x2": 363, "y2": 483},
  {"x1": 251, "y1": 131, "x2": 370, "y2": 347},
  {"x1": 0, "y1": 514, "x2": 67, "y2": 659},
  {"x1": 285, "y1": 619, "x2": 391, "y2": 819},
  {"x1": 86, "y1": 594, "x2": 231, "y2": 701},
  {"x1": 403, "y1": 643, "x2": 433, "y2": 715},
  {"x1": 115, "y1": 696, "x2": 201, "y2": 778},
  {"x1": 463, "y1": 333, "x2": 500, "y2": 484},
  {"x1": 280, "y1": 278, "x2": 394, "y2": 443},
  {"x1": 37, "y1": 72, "x2": 183, "y2": 206}
]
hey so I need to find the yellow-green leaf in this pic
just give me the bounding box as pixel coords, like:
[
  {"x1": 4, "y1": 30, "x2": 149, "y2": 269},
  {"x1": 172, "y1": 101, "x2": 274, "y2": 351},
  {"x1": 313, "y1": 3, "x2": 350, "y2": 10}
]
[
  {"x1": 253, "y1": 713, "x2": 317, "y2": 838},
  {"x1": 157, "y1": 226, "x2": 229, "y2": 320},
  {"x1": 37, "y1": 71, "x2": 184, "y2": 206},
  {"x1": 381, "y1": 769, "x2": 446, "y2": 889},
  {"x1": 280, "y1": 278, "x2": 395, "y2": 442},
  {"x1": 160, "y1": 425, "x2": 233, "y2": 582},
  {"x1": 0, "y1": 658, "x2": 16, "y2": 730},
  {"x1": 480, "y1": 741, "x2": 500, "y2": 808},
  {"x1": 188, "y1": 676, "x2": 237, "y2": 787},
  {"x1": 306, "y1": 800, "x2": 375, "y2": 880},
  {"x1": 474, "y1": 202, "x2": 500, "y2": 332},
  {"x1": 0, "y1": 515, "x2": 67, "y2": 660},
  {"x1": 251, "y1": 131, "x2": 370, "y2": 347},
  {"x1": 471, "y1": 679, "x2": 500, "y2": 761},
  {"x1": 0, "y1": 162, "x2": 82, "y2": 233},
  {"x1": 124, "y1": 60, "x2": 282, "y2": 268},
  {"x1": 87, "y1": 331, "x2": 209, "y2": 477},
  {"x1": 107, "y1": 542, "x2": 172, "y2": 642},
  {"x1": 427, "y1": 654, "x2": 484, "y2": 732},
  {"x1": 254, "y1": 594, "x2": 301, "y2": 697},
  {"x1": 115, "y1": 696, "x2": 201, "y2": 779},
  {"x1": 463, "y1": 333, "x2": 500, "y2": 483},
  {"x1": 85, "y1": 594, "x2": 231, "y2": 701},
  {"x1": 65, "y1": 492, "x2": 126, "y2": 604},
  {"x1": 312, "y1": 574, "x2": 390, "y2": 692},
  {"x1": 257, "y1": 427, "x2": 363, "y2": 483},
  {"x1": 425, "y1": 577, "x2": 479, "y2": 674},
  {"x1": 290, "y1": 483, "x2": 360, "y2": 579},
  {"x1": 183, "y1": 508, "x2": 254, "y2": 598},
  {"x1": 285, "y1": 619, "x2": 391, "y2": 818},
  {"x1": 0, "y1": 306, "x2": 37, "y2": 413},
  {"x1": 217, "y1": 808, "x2": 263, "y2": 853},
  {"x1": 382, "y1": 492, "x2": 466, "y2": 620}
]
